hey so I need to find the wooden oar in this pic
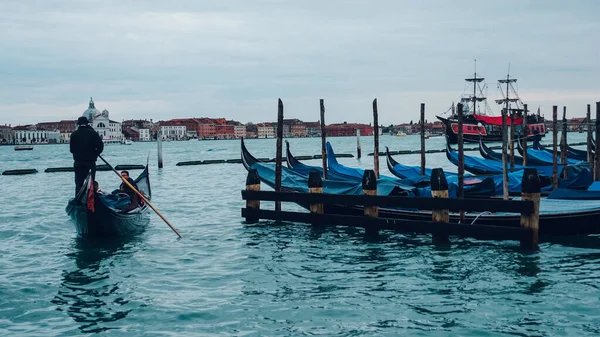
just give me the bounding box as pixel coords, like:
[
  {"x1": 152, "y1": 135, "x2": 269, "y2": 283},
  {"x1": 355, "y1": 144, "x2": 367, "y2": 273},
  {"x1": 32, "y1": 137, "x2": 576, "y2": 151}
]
[{"x1": 99, "y1": 155, "x2": 182, "y2": 238}]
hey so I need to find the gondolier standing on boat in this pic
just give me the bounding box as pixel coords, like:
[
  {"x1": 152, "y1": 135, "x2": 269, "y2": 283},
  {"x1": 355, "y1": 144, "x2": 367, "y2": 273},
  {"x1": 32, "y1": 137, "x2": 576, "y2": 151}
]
[{"x1": 70, "y1": 116, "x2": 104, "y2": 195}]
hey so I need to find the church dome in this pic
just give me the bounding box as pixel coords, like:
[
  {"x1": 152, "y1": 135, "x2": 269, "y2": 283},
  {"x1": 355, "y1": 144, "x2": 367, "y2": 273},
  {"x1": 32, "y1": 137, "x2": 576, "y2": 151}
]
[{"x1": 82, "y1": 97, "x2": 101, "y2": 122}]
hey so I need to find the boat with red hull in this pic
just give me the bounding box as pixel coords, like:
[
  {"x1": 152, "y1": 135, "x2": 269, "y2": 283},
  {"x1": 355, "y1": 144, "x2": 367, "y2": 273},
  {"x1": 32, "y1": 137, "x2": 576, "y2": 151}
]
[{"x1": 437, "y1": 65, "x2": 546, "y2": 143}]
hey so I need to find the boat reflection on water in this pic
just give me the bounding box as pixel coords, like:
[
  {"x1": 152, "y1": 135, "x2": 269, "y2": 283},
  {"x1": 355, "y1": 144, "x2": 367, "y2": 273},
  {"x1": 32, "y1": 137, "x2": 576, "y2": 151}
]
[{"x1": 52, "y1": 233, "x2": 144, "y2": 334}]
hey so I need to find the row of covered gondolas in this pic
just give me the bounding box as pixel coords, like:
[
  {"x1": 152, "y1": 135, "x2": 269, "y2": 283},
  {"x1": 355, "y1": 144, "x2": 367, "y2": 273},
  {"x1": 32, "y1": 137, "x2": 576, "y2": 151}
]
[{"x1": 241, "y1": 136, "x2": 600, "y2": 236}]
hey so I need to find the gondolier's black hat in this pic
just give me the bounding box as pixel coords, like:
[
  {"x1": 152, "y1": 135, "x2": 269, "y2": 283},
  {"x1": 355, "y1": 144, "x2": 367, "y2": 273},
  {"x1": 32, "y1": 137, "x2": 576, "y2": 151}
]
[{"x1": 77, "y1": 116, "x2": 89, "y2": 125}]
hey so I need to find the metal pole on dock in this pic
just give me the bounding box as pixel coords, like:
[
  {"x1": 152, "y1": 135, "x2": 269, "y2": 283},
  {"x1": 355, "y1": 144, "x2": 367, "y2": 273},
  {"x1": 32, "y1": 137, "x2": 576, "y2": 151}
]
[
  {"x1": 373, "y1": 99, "x2": 380, "y2": 179},
  {"x1": 501, "y1": 107, "x2": 509, "y2": 200},
  {"x1": 320, "y1": 99, "x2": 328, "y2": 180},
  {"x1": 595, "y1": 102, "x2": 600, "y2": 181},
  {"x1": 431, "y1": 168, "x2": 449, "y2": 244},
  {"x1": 275, "y1": 99, "x2": 284, "y2": 211},
  {"x1": 245, "y1": 169, "x2": 260, "y2": 223},
  {"x1": 561, "y1": 106, "x2": 568, "y2": 179},
  {"x1": 522, "y1": 103, "x2": 528, "y2": 166},
  {"x1": 362, "y1": 169, "x2": 378, "y2": 236},
  {"x1": 509, "y1": 113, "x2": 515, "y2": 172},
  {"x1": 587, "y1": 104, "x2": 592, "y2": 170},
  {"x1": 420, "y1": 103, "x2": 426, "y2": 176},
  {"x1": 456, "y1": 103, "x2": 465, "y2": 223},
  {"x1": 552, "y1": 105, "x2": 558, "y2": 189},
  {"x1": 356, "y1": 129, "x2": 362, "y2": 159},
  {"x1": 157, "y1": 129, "x2": 163, "y2": 169},
  {"x1": 520, "y1": 168, "x2": 541, "y2": 250}
]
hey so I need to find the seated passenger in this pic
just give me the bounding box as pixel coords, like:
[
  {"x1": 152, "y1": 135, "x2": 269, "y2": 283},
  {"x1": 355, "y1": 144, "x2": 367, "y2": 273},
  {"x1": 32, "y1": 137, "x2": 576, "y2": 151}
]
[
  {"x1": 118, "y1": 170, "x2": 140, "y2": 213},
  {"x1": 93, "y1": 181, "x2": 106, "y2": 195}
]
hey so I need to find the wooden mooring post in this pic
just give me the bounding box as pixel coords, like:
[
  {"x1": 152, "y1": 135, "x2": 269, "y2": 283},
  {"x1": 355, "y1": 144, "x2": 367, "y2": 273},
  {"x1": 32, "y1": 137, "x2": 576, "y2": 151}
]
[
  {"x1": 308, "y1": 171, "x2": 324, "y2": 225},
  {"x1": 552, "y1": 105, "x2": 558, "y2": 189},
  {"x1": 372, "y1": 99, "x2": 380, "y2": 179},
  {"x1": 587, "y1": 104, "x2": 593, "y2": 171},
  {"x1": 595, "y1": 101, "x2": 600, "y2": 181},
  {"x1": 502, "y1": 107, "x2": 509, "y2": 199},
  {"x1": 362, "y1": 169, "x2": 378, "y2": 236},
  {"x1": 561, "y1": 106, "x2": 568, "y2": 179},
  {"x1": 157, "y1": 130, "x2": 164, "y2": 169},
  {"x1": 320, "y1": 99, "x2": 328, "y2": 179},
  {"x1": 275, "y1": 99, "x2": 284, "y2": 211},
  {"x1": 520, "y1": 168, "x2": 541, "y2": 249},
  {"x1": 244, "y1": 169, "x2": 260, "y2": 223},
  {"x1": 356, "y1": 129, "x2": 362, "y2": 159},
  {"x1": 431, "y1": 168, "x2": 449, "y2": 244},
  {"x1": 456, "y1": 102, "x2": 465, "y2": 223},
  {"x1": 510, "y1": 113, "x2": 515, "y2": 172},
  {"x1": 420, "y1": 103, "x2": 426, "y2": 176},
  {"x1": 522, "y1": 104, "x2": 528, "y2": 166}
]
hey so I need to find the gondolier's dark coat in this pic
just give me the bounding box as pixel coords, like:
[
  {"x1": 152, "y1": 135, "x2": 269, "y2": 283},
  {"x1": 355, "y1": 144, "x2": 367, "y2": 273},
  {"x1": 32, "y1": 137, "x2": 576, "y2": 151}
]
[
  {"x1": 70, "y1": 123, "x2": 104, "y2": 195},
  {"x1": 70, "y1": 125, "x2": 104, "y2": 162}
]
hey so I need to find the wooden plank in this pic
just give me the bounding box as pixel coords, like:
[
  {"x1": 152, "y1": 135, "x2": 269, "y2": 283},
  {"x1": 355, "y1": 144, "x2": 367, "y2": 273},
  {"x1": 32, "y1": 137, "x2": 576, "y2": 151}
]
[
  {"x1": 241, "y1": 208, "x2": 531, "y2": 241},
  {"x1": 241, "y1": 190, "x2": 534, "y2": 214}
]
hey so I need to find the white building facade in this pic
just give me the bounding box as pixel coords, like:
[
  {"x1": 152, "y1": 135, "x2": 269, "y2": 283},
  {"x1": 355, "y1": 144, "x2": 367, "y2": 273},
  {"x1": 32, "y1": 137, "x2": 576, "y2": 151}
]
[
  {"x1": 138, "y1": 129, "x2": 150, "y2": 141},
  {"x1": 14, "y1": 129, "x2": 60, "y2": 144},
  {"x1": 257, "y1": 124, "x2": 275, "y2": 138},
  {"x1": 60, "y1": 132, "x2": 72, "y2": 143},
  {"x1": 160, "y1": 125, "x2": 186, "y2": 140},
  {"x1": 234, "y1": 125, "x2": 246, "y2": 139}
]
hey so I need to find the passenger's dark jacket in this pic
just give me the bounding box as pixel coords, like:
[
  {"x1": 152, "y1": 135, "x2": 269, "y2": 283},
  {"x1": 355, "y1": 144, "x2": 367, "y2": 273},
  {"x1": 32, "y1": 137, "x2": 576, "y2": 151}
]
[{"x1": 70, "y1": 125, "x2": 104, "y2": 162}]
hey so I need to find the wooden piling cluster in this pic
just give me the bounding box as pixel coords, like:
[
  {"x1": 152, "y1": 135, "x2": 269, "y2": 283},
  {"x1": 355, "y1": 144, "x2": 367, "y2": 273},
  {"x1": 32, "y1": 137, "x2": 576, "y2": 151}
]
[{"x1": 241, "y1": 167, "x2": 541, "y2": 249}]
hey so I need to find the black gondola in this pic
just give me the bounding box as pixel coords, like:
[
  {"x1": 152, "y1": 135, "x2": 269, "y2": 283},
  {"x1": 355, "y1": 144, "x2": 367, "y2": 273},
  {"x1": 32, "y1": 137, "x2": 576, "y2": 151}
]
[
  {"x1": 535, "y1": 141, "x2": 591, "y2": 162},
  {"x1": 66, "y1": 166, "x2": 152, "y2": 238},
  {"x1": 479, "y1": 138, "x2": 554, "y2": 166}
]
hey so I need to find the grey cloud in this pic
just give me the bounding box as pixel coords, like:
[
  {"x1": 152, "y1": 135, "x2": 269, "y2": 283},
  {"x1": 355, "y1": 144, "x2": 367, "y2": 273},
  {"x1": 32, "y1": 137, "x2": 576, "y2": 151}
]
[{"x1": 0, "y1": 0, "x2": 598, "y2": 125}]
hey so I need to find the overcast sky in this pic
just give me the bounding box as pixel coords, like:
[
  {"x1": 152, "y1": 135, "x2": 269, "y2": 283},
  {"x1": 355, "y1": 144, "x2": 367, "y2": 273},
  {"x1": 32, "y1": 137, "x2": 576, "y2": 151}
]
[{"x1": 1, "y1": 0, "x2": 598, "y2": 126}]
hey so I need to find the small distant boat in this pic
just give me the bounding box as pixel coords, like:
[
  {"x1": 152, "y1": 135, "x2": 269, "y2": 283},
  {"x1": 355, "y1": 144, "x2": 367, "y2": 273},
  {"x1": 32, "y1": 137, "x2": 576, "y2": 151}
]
[
  {"x1": 14, "y1": 145, "x2": 33, "y2": 151},
  {"x1": 396, "y1": 131, "x2": 407, "y2": 137},
  {"x1": 122, "y1": 139, "x2": 133, "y2": 145}
]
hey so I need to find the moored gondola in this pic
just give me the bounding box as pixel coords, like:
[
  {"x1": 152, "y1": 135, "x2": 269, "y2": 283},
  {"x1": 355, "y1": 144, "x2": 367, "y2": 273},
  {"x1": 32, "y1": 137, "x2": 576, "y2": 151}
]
[
  {"x1": 243, "y1": 141, "x2": 600, "y2": 236},
  {"x1": 66, "y1": 166, "x2": 152, "y2": 238},
  {"x1": 517, "y1": 138, "x2": 581, "y2": 165}
]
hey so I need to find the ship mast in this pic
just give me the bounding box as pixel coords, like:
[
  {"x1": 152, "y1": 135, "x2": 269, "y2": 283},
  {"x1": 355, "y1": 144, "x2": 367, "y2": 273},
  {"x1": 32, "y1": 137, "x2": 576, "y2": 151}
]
[
  {"x1": 495, "y1": 65, "x2": 522, "y2": 115},
  {"x1": 462, "y1": 59, "x2": 487, "y2": 115}
]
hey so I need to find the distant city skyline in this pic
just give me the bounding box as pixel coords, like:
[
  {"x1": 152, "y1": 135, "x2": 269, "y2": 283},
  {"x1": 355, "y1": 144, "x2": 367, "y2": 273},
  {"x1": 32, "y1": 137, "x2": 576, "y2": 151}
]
[{"x1": 1, "y1": 1, "x2": 598, "y2": 125}]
